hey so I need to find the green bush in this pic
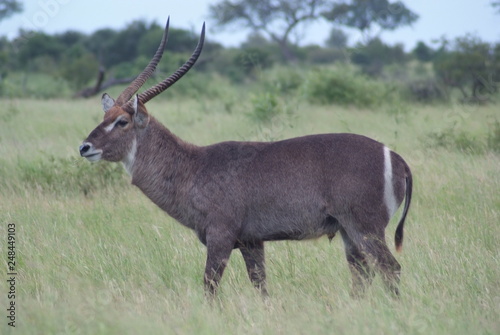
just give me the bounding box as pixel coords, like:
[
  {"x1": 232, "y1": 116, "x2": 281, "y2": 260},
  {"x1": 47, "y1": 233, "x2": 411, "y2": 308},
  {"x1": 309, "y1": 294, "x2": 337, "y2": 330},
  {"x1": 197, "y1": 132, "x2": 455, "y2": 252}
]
[
  {"x1": 155, "y1": 72, "x2": 228, "y2": 100},
  {"x1": 426, "y1": 121, "x2": 500, "y2": 154},
  {"x1": 204, "y1": 48, "x2": 247, "y2": 83},
  {"x1": 18, "y1": 156, "x2": 127, "y2": 196},
  {"x1": 260, "y1": 66, "x2": 305, "y2": 95},
  {"x1": 425, "y1": 127, "x2": 485, "y2": 154},
  {"x1": 236, "y1": 47, "x2": 274, "y2": 76},
  {"x1": 0, "y1": 72, "x2": 72, "y2": 99},
  {"x1": 403, "y1": 79, "x2": 448, "y2": 103},
  {"x1": 249, "y1": 91, "x2": 281, "y2": 123},
  {"x1": 304, "y1": 47, "x2": 347, "y2": 64},
  {"x1": 306, "y1": 67, "x2": 389, "y2": 107}
]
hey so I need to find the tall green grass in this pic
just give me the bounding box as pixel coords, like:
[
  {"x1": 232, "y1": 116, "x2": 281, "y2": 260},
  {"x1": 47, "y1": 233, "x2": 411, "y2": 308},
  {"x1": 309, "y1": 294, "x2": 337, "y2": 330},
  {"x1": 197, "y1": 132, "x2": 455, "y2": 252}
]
[{"x1": 0, "y1": 97, "x2": 499, "y2": 334}]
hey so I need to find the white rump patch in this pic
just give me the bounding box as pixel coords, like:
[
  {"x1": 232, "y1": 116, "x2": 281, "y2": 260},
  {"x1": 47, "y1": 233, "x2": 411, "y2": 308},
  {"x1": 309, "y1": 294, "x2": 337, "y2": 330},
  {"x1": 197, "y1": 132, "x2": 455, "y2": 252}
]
[
  {"x1": 122, "y1": 138, "x2": 137, "y2": 176},
  {"x1": 383, "y1": 146, "x2": 398, "y2": 218}
]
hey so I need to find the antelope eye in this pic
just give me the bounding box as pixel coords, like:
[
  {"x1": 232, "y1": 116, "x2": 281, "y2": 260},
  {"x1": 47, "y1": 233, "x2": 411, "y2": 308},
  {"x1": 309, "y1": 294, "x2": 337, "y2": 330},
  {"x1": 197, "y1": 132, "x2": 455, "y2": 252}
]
[{"x1": 116, "y1": 119, "x2": 129, "y2": 127}]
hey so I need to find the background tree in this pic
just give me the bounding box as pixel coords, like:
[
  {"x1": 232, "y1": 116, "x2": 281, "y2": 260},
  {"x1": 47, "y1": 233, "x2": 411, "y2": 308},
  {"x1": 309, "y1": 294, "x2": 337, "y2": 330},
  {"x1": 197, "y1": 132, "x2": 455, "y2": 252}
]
[
  {"x1": 412, "y1": 41, "x2": 434, "y2": 62},
  {"x1": 325, "y1": 27, "x2": 348, "y2": 49},
  {"x1": 137, "y1": 25, "x2": 200, "y2": 56},
  {"x1": 433, "y1": 34, "x2": 498, "y2": 102},
  {"x1": 16, "y1": 31, "x2": 64, "y2": 70},
  {"x1": 59, "y1": 46, "x2": 99, "y2": 89},
  {"x1": 323, "y1": 0, "x2": 419, "y2": 42},
  {"x1": 241, "y1": 32, "x2": 274, "y2": 49},
  {"x1": 0, "y1": 0, "x2": 22, "y2": 22},
  {"x1": 208, "y1": 0, "x2": 330, "y2": 62},
  {"x1": 102, "y1": 20, "x2": 150, "y2": 67},
  {"x1": 0, "y1": 36, "x2": 10, "y2": 91},
  {"x1": 351, "y1": 37, "x2": 406, "y2": 76},
  {"x1": 492, "y1": 1, "x2": 500, "y2": 14},
  {"x1": 0, "y1": 0, "x2": 22, "y2": 90}
]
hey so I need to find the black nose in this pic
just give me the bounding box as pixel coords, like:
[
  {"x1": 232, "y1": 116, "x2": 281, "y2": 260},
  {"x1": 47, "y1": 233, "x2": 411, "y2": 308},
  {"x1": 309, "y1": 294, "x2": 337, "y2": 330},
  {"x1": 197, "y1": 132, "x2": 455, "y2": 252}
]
[{"x1": 79, "y1": 143, "x2": 90, "y2": 156}]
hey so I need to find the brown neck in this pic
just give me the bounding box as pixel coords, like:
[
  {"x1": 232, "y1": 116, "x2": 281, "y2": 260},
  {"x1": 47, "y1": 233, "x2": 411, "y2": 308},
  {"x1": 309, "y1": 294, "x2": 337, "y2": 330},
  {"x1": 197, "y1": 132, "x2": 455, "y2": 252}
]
[{"x1": 130, "y1": 117, "x2": 199, "y2": 224}]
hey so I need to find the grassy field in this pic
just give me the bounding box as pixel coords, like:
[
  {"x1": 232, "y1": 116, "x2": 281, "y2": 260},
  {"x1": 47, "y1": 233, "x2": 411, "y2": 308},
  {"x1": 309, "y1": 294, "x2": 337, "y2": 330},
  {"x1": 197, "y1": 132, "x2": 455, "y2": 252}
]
[{"x1": 0, "y1": 96, "x2": 499, "y2": 334}]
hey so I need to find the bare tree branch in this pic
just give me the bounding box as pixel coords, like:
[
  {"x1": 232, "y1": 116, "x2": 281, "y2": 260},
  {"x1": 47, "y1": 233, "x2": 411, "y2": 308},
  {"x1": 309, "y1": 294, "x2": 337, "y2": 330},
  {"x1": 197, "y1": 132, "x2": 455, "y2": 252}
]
[{"x1": 74, "y1": 67, "x2": 135, "y2": 98}]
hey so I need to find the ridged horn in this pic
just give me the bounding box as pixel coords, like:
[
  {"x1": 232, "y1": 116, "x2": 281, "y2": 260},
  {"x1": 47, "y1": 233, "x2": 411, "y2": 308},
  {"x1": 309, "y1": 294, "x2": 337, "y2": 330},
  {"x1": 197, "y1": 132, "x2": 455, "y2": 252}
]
[
  {"x1": 135, "y1": 22, "x2": 205, "y2": 105},
  {"x1": 115, "y1": 17, "x2": 170, "y2": 106}
]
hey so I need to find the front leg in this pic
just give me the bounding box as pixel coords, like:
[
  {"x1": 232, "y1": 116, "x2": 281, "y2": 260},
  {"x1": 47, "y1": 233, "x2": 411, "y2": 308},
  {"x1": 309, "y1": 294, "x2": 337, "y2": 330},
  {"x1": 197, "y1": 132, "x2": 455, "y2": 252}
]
[
  {"x1": 240, "y1": 240, "x2": 268, "y2": 296},
  {"x1": 203, "y1": 223, "x2": 237, "y2": 296}
]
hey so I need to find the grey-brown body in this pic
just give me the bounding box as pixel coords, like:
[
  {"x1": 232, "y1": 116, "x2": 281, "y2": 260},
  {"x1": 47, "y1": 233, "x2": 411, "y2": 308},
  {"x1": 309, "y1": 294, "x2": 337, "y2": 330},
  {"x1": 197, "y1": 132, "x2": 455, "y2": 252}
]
[
  {"x1": 79, "y1": 20, "x2": 412, "y2": 297},
  {"x1": 137, "y1": 120, "x2": 406, "y2": 243}
]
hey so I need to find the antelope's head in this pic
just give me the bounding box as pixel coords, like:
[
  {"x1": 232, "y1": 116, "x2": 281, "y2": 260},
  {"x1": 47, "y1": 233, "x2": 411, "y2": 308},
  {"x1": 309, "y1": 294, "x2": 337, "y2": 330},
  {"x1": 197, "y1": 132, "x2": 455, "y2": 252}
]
[{"x1": 79, "y1": 18, "x2": 205, "y2": 163}]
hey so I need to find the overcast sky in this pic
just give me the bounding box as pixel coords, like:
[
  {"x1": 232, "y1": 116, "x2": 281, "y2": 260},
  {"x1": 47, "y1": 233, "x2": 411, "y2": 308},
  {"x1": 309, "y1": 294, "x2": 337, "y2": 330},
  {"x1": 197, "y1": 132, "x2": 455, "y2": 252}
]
[{"x1": 0, "y1": 0, "x2": 498, "y2": 50}]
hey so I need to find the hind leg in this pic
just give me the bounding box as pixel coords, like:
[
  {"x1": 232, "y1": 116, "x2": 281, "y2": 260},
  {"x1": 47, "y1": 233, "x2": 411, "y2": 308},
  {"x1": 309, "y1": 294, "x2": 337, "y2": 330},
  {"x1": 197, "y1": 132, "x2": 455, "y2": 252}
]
[
  {"x1": 340, "y1": 228, "x2": 374, "y2": 297},
  {"x1": 343, "y1": 225, "x2": 401, "y2": 296},
  {"x1": 360, "y1": 234, "x2": 401, "y2": 296}
]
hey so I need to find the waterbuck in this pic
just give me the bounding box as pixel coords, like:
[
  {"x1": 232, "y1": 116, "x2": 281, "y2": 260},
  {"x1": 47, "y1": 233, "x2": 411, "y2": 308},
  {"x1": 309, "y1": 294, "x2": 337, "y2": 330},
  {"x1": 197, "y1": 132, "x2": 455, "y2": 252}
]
[{"x1": 79, "y1": 19, "x2": 412, "y2": 297}]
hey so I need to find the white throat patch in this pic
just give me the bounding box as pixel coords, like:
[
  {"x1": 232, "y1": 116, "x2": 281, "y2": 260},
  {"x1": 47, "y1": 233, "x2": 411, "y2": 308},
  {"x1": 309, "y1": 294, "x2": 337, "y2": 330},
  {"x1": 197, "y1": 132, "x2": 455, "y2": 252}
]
[
  {"x1": 383, "y1": 146, "x2": 398, "y2": 218},
  {"x1": 122, "y1": 138, "x2": 137, "y2": 176}
]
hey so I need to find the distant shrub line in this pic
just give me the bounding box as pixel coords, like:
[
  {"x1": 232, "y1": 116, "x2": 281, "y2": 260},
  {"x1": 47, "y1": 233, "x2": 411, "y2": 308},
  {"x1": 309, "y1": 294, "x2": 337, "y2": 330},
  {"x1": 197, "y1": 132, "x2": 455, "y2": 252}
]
[{"x1": 3, "y1": 62, "x2": 494, "y2": 106}]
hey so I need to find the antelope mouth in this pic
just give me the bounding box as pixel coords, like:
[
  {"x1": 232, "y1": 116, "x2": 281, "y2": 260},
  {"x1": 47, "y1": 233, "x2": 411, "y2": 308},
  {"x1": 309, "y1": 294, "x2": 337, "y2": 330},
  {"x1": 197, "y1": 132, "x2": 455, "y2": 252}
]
[
  {"x1": 82, "y1": 151, "x2": 103, "y2": 162},
  {"x1": 79, "y1": 143, "x2": 103, "y2": 162}
]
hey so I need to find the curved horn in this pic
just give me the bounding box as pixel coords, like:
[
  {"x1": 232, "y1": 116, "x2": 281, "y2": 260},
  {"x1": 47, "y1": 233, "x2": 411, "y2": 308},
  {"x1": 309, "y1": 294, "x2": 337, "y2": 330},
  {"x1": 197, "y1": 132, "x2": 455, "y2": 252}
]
[
  {"x1": 135, "y1": 22, "x2": 205, "y2": 105},
  {"x1": 115, "y1": 17, "x2": 170, "y2": 106}
]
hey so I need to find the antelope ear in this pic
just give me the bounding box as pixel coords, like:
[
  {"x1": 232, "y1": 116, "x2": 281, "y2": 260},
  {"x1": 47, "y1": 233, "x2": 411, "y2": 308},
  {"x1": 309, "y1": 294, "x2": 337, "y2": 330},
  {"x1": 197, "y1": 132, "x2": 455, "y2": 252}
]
[
  {"x1": 101, "y1": 93, "x2": 115, "y2": 113},
  {"x1": 131, "y1": 95, "x2": 150, "y2": 128}
]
